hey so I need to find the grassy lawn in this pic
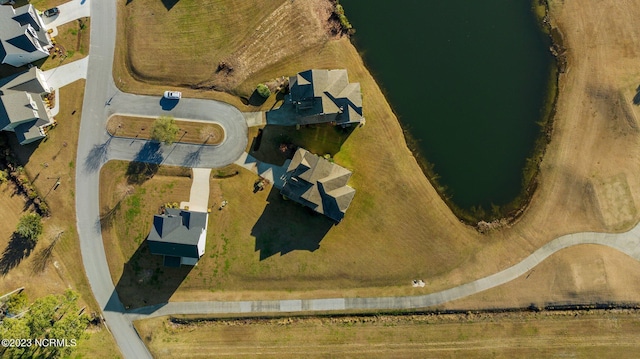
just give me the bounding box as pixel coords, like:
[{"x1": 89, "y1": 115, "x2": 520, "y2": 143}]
[
  {"x1": 107, "y1": 115, "x2": 225, "y2": 145},
  {"x1": 135, "y1": 310, "x2": 640, "y2": 358},
  {"x1": 113, "y1": 0, "x2": 333, "y2": 110}
]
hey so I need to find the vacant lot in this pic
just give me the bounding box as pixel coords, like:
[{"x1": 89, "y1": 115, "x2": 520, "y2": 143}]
[{"x1": 136, "y1": 310, "x2": 640, "y2": 358}]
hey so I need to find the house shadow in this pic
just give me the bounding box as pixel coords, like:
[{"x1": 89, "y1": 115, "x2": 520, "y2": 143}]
[
  {"x1": 126, "y1": 141, "x2": 164, "y2": 184},
  {"x1": 114, "y1": 241, "x2": 192, "y2": 309},
  {"x1": 0, "y1": 233, "x2": 36, "y2": 276},
  {"x1": 160, "y1": 97, "x2": 179, "y2": 111},
  {"x1": 252, "y1": 188, "x2": 334, "y2": 260},
  {"x1": 633, "y1": 85, "x2": 640, "y2": 105},
  {"x1": 249, "y1": 124, "x2": 355, "y2": 166}
]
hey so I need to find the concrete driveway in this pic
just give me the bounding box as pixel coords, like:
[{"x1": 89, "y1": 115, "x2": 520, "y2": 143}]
[
  {"x1": 180, "y1": 168, "x2": 212, "y2": 212},
  {"x1": 43, "y1": 0, "x2": 91, "y2": 35},
  {"x1": 43, "y1": 56, "x2": 88, "y2": 90}
]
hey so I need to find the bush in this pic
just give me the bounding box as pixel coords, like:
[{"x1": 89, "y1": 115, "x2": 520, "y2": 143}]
[
  {"x1": 16, "y1": 213, "x2": 43, "y2": 242},
  {"x1": 0, "y1": 169, "x2": 7, "y2": 183},
  {"x1": 256, "y1": 83, "x2": 271, "y2": 98},
  {"x1": 335, "y1": 3, "x2": 353, "y2": 31}
]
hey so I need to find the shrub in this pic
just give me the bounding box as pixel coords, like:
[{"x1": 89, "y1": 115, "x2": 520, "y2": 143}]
[
  {"x1": 16, "y1": 213, "x2": 43, "y2": 242},
  {"x1": 151, "y1": 116, "x2": 179, "y2": 145},
  {"x1": 256, "y1": 83, "x2": 271, "y2": 98},
  {"x1": 0, "y1": 169, "x2": 7, "y2": 183}
]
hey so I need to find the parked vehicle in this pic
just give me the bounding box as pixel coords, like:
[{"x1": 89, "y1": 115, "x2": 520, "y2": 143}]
[
  {"x1": 163, "y1": 91, "x2": 182, "y2": 100},
  {"x1": 44, "y1": 7, "x2": 60, "y2": 17}
]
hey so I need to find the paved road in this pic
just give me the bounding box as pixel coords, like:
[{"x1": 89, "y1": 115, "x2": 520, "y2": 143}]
[{"x1": 74, "y1": 1, "x2": 640, "y2": 358}]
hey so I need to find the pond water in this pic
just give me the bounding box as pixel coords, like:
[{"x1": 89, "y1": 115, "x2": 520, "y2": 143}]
[{"x1": 341, "y1": 0, "x2": 554, "y2": 210}]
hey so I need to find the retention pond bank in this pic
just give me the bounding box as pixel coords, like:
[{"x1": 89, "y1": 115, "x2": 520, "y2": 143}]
[{"x1": 342, "y1": 0, "x2": 555, "y2": 219}]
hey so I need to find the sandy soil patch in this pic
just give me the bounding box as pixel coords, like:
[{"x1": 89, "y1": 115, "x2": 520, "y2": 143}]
[{"x1": 591, "y1": 173, "x2": 637, "y2": 230}]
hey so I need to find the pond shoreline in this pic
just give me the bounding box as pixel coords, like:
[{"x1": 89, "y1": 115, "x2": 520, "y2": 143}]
[{"x1": 349, "y1": 0, "x2": 564, "y2": 230}]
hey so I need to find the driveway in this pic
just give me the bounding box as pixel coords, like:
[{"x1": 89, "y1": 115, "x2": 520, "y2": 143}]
[
  {"x1": 180, "y1": 168, "x2": 212, "y2": 212},
  {"x1": 43, "y1": 56, "x2": 89, "y2": 90},
  {"x1": 43, "y1": 0, "x2": 91, "y2": 34}
]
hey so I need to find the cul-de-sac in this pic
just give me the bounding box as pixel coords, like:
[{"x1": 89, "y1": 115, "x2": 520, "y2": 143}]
[{"x1": 2, "y1": 0, "x2": 640, "y2": 357}]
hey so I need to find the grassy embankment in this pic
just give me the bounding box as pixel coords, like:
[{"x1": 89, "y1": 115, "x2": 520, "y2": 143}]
[
  {"x1": 135, "y1": 310, "x2": 640, "y2": 358},
  {"x1": 106, "y1": 115, "x2": 225, "y2": 145}
]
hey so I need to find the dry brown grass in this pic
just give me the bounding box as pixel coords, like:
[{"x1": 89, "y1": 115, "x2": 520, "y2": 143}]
[
  {"x1": 135, "y1": 311, "x2": 640, "y2": 358},
  {"x1": 107, "y1": 115, "x2": 225, "y2": 145}
]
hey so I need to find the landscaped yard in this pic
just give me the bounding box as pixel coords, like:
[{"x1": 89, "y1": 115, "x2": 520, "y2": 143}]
[{"x1": 107, "y1": 115, "x2": 225, "y2": 145}]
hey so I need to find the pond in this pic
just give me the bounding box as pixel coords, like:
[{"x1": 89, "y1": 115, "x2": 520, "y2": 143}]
[{"x1": 341, "y1": 0, "x2": 554, "y2": 212}]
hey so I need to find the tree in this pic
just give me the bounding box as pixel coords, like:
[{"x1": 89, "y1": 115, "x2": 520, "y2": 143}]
[
  {"x1": 151, "y1": 116, "x2": 179, "y2": 145},
  {"x1": 5, "y1": 291, "x2": 28, "y2": 315},
  {"x1": 16, "y1": 213, "x2": 43, "y2": 242},
  {"x1": 0, "y1": 317, "x2": 31, "y2": 358},
  {"x1": 256, "y1": 83, "x2": 271, "y2": 98}
]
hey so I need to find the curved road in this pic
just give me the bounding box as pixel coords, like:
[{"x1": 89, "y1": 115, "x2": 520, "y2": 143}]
[{"x1": 75, "y1": 1, "x2": 640, "y2": 358}]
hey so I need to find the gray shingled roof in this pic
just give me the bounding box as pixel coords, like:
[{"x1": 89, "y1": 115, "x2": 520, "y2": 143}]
[
  {"x1": 288, "y1": 69, "x2": 363, "y2": 125},
  {"x1": 0, "y1": 4, "x2": 51, "y2": 66},
  {"x1": 147, "y1": 208, "x2": 208, "y2": 259},
  {"x1": 0, "y1": 67, "x2": 51, "y2": 144},
  {"x1": 280, "y1": 148, "x2": 355, "y2": 222}
]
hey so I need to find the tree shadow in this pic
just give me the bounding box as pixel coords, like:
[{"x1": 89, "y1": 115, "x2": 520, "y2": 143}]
[
  {"x1": 252, "y1": 188, "x2": 333, "y2": 260},
  {"x1": 0, "y1": 233, "x2": 36, "y2": 276},
  {"x1": 30, "y1": 238, "x2": 58, "y2": 274},
  {"x1": 182, "y1": 145, "x2": 203, "y2": 167},
  {"x1": 114, "y1": 241, "x2": 193, "y2": 309},
  {"x1": 633, "y1": 85, "x2": 640, "y2": 105},
  {"x1": 126, "y1": 141, "x2": 163, "y2": 184},
  {"x1": 84, "y1": 138, "x2": 112, "y2": 173},
  {"x1": 160, "y1": 97, "x2": 179, "y2": 111}
]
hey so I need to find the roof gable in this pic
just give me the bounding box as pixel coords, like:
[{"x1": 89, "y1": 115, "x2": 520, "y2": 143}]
[
  {"x1": 147, "y1": 209, "x2": 208, "y2": 258},
  {"x1": 281, "y1": 148, "x2": 355, "y2": 222}
]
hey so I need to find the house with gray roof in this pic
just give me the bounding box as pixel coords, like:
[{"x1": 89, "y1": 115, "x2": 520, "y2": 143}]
[
  {"x1": 288, "y1": 69, "x2": 363, "y2": 126},
  {"x1": 0, "y1": 66, "x2": 53, "y2": 145},
  {"x1": 147, "y1": 208, "x2": 208, "y2": 267},
  {"x1": 0, "y1": 3, "x2": 53, "y2": 67},
  {"x1": 280, "y1": 148, "x2": 356, "y2": 222}
]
